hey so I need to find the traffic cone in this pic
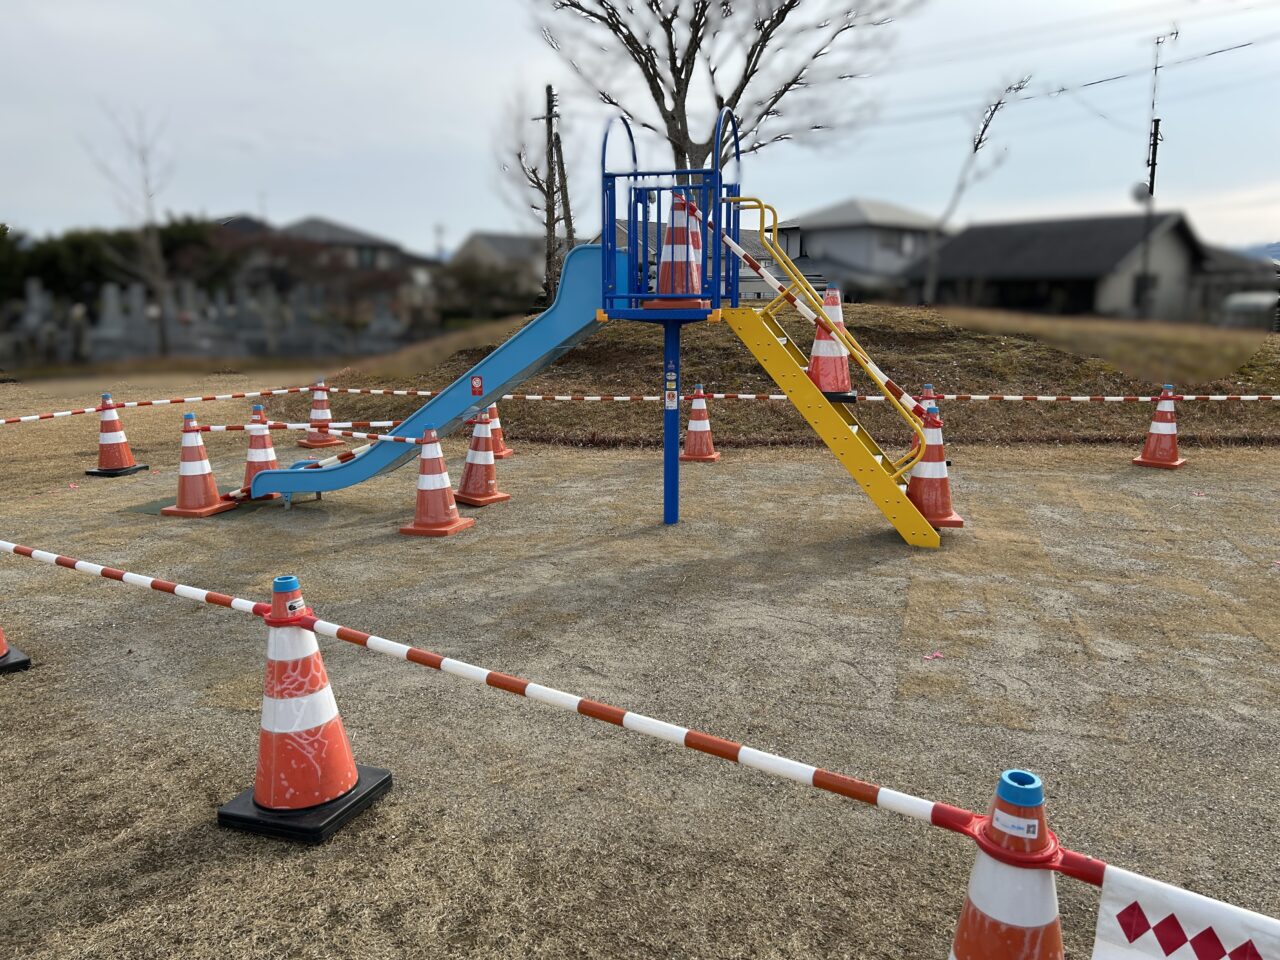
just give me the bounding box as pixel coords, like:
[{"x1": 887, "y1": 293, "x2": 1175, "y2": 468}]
[
  {"x1": 0, "y1": 623, "x2": 32, "y2": 675},
  {"x1": 680, "y1": 384, "x2": 720, "y2": 463},
  {"x1": 488, "y1": 403, "x2": 514, "y2": 459},
  {"x1": 909, "y1": 383, "x2": 941, "y2": 456},
  {"x1": 241, "y1": 405, "x2": 281, "y2": 500},
  {"x1": 454, "y1": 414, "x2": 511, "y2": 506},
  {"x1": 400, "y1": 430, "x2": 475, "y2": 537},
  {"x1": 907, "y1": 405, "x2": 963, "y2": 528},
  {"x1": 85, "y1": 394, "x2": 148, "y2": 477},
  {"x1": 643, "y1": 193, "x2": 709, "y2": 309},
  {"x1": 217, "y1": 575, "x2": 391, "y2": 842},
  {"x1": 160, "y1": 413, "x2": 238, "y2": 518},
  {"x1": 950, "y1": 770, "x2": 1064, "y2": 960},
  {"x1": 806, "y1": 287, "x2": 852, "y2": 393},
  {"x1": 1132, "y1": 384, "x2": 1186, "y2": 469},
  {"x1": 298, "y1": 381, "x2": 344, "y2": 449}
]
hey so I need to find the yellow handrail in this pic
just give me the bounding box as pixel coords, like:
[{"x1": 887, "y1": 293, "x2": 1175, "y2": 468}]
[{"x1": 725, "y1": 197, "x2": 927, "y2": 480}]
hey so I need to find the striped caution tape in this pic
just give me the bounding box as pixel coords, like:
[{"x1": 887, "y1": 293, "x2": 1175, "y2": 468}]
[
  {"x1": 8, "y1": 538, "x2": 1277, "y2": 949},
  {"x1": 0, "y1": 385, "x2": 312, "y2": 427},
  {"x1": 197, "y1": 420, "x2": 405, "y2": 433},
  {"x1": 0, "y1": 537, "x2": 1102, "y2": 888}
]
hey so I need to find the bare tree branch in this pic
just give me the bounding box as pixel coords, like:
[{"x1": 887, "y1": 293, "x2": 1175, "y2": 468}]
[
  {"x1": 83, "y1": 107, "x2": 175, "y2": 355},
  {"x1": 923, "y1": 76, "x2": 1031, "y2": 304},
  {"x1": 537, "y1": 0, "x2": 918, "y2": 169}
]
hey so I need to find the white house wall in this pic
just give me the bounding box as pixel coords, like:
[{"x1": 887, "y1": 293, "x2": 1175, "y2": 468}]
[{"x1": 1095, "y1": 228, "x2": 1195, "y2": 321}]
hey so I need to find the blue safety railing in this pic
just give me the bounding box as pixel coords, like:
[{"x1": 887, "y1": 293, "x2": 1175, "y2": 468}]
[{"x1": 600, "y1": 109, "x2": 743, "y2": 321}]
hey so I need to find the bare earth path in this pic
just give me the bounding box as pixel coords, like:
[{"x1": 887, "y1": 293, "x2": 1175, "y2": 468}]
[{"x1": 0, "y1": 372, "x2": 1277, "y2": 959}]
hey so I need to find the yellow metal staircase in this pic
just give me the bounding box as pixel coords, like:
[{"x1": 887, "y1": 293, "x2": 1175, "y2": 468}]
[{"x1": 722, "y1": 306, "x2": 940, "y2": 549}]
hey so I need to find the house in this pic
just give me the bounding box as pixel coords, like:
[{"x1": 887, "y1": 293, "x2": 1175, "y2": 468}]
[
  {"x1": 901, "y1": 211, "x2": 1277, "y2": 326},
  {"x1": 278, "y1": 216, "x2": 408, "y2": 272},
  {"x1": 772, "y1": 197, "x2": 937, "y2": 301},
  {"x1": 452, "y1": 232, "x2": 546, "y2": 295}
]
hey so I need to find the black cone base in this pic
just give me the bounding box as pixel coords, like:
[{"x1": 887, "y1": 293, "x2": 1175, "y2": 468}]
[
  {"x1": 0, "y1": 647, "x2": 32, "y2": 674},
  {"x1": 86, "y1": 464, "x2": 149, "y2": 478},
  {"x1": 217, "y1": 765, "x2": 392, "y2": 843}
]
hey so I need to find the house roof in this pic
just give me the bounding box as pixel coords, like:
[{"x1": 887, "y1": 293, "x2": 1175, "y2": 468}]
[
  {"x1": 280, "y1": 217, "x2": 401, "y2": 249},
  {"x1": 462, "y1": 232, "x2": 546, "y2": 261},
  {"x1": 902, "y1": 212, "x2": 1197, "y2": 281},
  {"x1": 1201, "y1": 244, "x2": 1277, "y2": 276},
  {"x1": 780, "y1": 197, "x2": 935, "y2": 232}
]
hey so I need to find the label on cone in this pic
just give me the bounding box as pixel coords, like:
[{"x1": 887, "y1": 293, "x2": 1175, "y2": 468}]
[{"x1": 992, "y1": 808, "x2": 1040, "y2": 839}]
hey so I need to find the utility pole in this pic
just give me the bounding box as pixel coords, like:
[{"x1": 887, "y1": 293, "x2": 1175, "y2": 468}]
[
  {"x1": 536, "y1": 85, "x2": 559, "y2": 303},
  {"x1": 1136, "y1": 28, "x2": 1177, "y2": 319}
]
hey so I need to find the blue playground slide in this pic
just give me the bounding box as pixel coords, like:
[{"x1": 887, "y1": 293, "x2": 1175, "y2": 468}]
[{"x1": 250, "y1": 244, "x2": 615, "y2": 498}]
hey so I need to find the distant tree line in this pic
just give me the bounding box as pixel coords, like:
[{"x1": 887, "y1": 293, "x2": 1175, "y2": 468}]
[{"x1": 0, "y1": 216, "x2": 240, "y2": 304}]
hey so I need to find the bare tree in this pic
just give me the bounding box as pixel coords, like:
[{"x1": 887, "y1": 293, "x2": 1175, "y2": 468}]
[
  {"x1": 536, "y1": 0, "x2": 917, "y2": 170},
  {"x1": 85, "y1": 108, "x2": 176, "y2": 355},
  {"x1": 498, "y1": 87, "x2": 577, "y2": 302},
  {"x1": 922, "y1": 76, "x2": 1030, "y2": 305}
]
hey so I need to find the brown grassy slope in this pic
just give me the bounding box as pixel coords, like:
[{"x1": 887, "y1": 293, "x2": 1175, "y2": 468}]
[{"x1": 272, "y1": 305, "x2": 1280, "y2": 447}]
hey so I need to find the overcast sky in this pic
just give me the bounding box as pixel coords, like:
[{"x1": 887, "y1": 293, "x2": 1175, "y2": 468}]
[{"x1": 3, "y1": 0, "x2": 1277, "y2": 253}]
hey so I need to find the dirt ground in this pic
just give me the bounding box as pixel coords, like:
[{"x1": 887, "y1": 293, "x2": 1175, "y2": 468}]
[{"x1": 1, "y1": 371, "x2": 1278, "y2": 959}]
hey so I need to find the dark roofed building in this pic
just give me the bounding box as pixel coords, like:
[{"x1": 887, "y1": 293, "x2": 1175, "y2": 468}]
[
  {"x1": 452, "y1": 232, "x2": 547, "y2": 295},
  {"x1": 903, "y1": 211, "x2": 1277, "y2": 325},
  {"x1": 278, "y1": 216, "x2": 406, "y2": 271}
]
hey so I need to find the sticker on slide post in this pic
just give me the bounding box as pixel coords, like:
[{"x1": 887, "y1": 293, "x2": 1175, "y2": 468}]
[
  {"x1": 470, "y1": 376, "x2": 483, "y2": 396},
  {"x1": 664, "y1": 390, "x2": 678, "y2": 410}
]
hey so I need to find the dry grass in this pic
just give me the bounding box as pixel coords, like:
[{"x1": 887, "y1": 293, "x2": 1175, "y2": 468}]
[
  {"x1": 935, "y1": 306, "x2": 1272, "y2": 383},
  {"x1": 266, "y1": 304, "x2": 1280, "y2": 449}
]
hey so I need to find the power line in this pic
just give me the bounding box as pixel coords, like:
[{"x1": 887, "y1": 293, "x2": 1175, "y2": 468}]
[
  {"x1": 883, "y1": 0, "x2": 1280, "y2": 74},
  {"x1": 865, "y1": 32, "x2": 1280, "y2": 131}
]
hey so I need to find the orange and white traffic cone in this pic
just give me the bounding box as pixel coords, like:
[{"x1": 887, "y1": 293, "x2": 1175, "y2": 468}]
[
  {"x1": 643, "y1": 193, "x2": 709, "y2": 309},
  {"x1": 806, "y1": 287, "x2": 852, "y2": 393},
  {"x1": 160, "y1": 413, "x2": 238, "y2": 518},
  {"x1": 241, "y1": 404, "x2": 281, "y2": 500},
  {"x1": 1132, "y1": 384, "x2": 1186, "y2": 469},
  {"x1": 907, "y1": 405, "x2": 963, "y2": 528},
  {"x1": 400, "y1": 430, "x2": 475, "y2": 537},
  {"x1": 950, "y1": 770, "x2": 1064, "y2": 960},
  {"x1": 680, "y1": 384, "x2": 720, "y2": 463},
  {"x1": 217, "y1": 575, "x2": 391, "y2": 842},
  {"x1": 454, "y1": 414, "x2": 511, "y2": 506},
  {"x1": 298, "y1": 381, "x2": 344, "y2": 449},
  {"x1": 488, "y1": 403, "x2": 514, "y2": 459},
  {"x1": 909, "y1": 383, "x2": 941, "y2": 457},
  {"x1": 0, "y1": 623, "x2": 31, "y2": 674},
  {"x1": 85, "y1": 393, "x2": 148, "y2": 477}
]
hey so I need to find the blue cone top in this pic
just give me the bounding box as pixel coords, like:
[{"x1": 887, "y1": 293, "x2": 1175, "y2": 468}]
[
  {"x1": 998, "y1": 769, "x2": 1044, "y2": 807},
  {"x1": 923, "y1": 383, "x2": 934, "y2": 391},
  {"x1": 252, "y1": 404, "x2": 264, "y2": 411},
  {"x1": 183, "y1": 412, "x2": 195, "y2": 420},
  {"x1": 101, "y1": 393, "x2": 112, "y2": 401},
  {"x1": 273, "y1": 575, "x2": 300, "y2": 594},
  {"x1": 1164, "y1": 383, "x2": 1175, "y2": 390},
  {"x1": 927, "y1": 405, "x2": 940, "y2": 415}
]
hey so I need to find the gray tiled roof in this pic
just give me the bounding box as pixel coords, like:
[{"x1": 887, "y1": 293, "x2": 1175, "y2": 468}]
[
  {"x1": 779, "y1": 197, "x2": 935, "y2": 231},
  {"x1": 280, "y1": 217, "x2": 401, "y2": 249}
]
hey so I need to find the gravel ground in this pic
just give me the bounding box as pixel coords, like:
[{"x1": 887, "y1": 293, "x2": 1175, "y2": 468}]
[{"x1": 1, "y1": 371, "x2": 1277, "y2": 959}]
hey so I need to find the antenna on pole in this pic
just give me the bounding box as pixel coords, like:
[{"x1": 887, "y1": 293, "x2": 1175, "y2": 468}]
[{"x1": 1135, "y1": 26, "x2": 1177, "y2": 320}]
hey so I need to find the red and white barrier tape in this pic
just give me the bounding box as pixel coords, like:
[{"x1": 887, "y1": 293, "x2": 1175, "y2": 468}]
[
  {"x1": 6, "y1": 537, "x2": 1277, "y2": 951},
  {"x1": 0, "y1": 536, "x2": 1097, "y2": 885},
  {"x1": 199, "y1": 420, "x2": 404, "y2": 433},
  {"x1": 0, "y1": 385, "x2": 312, "y2": 427}
]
